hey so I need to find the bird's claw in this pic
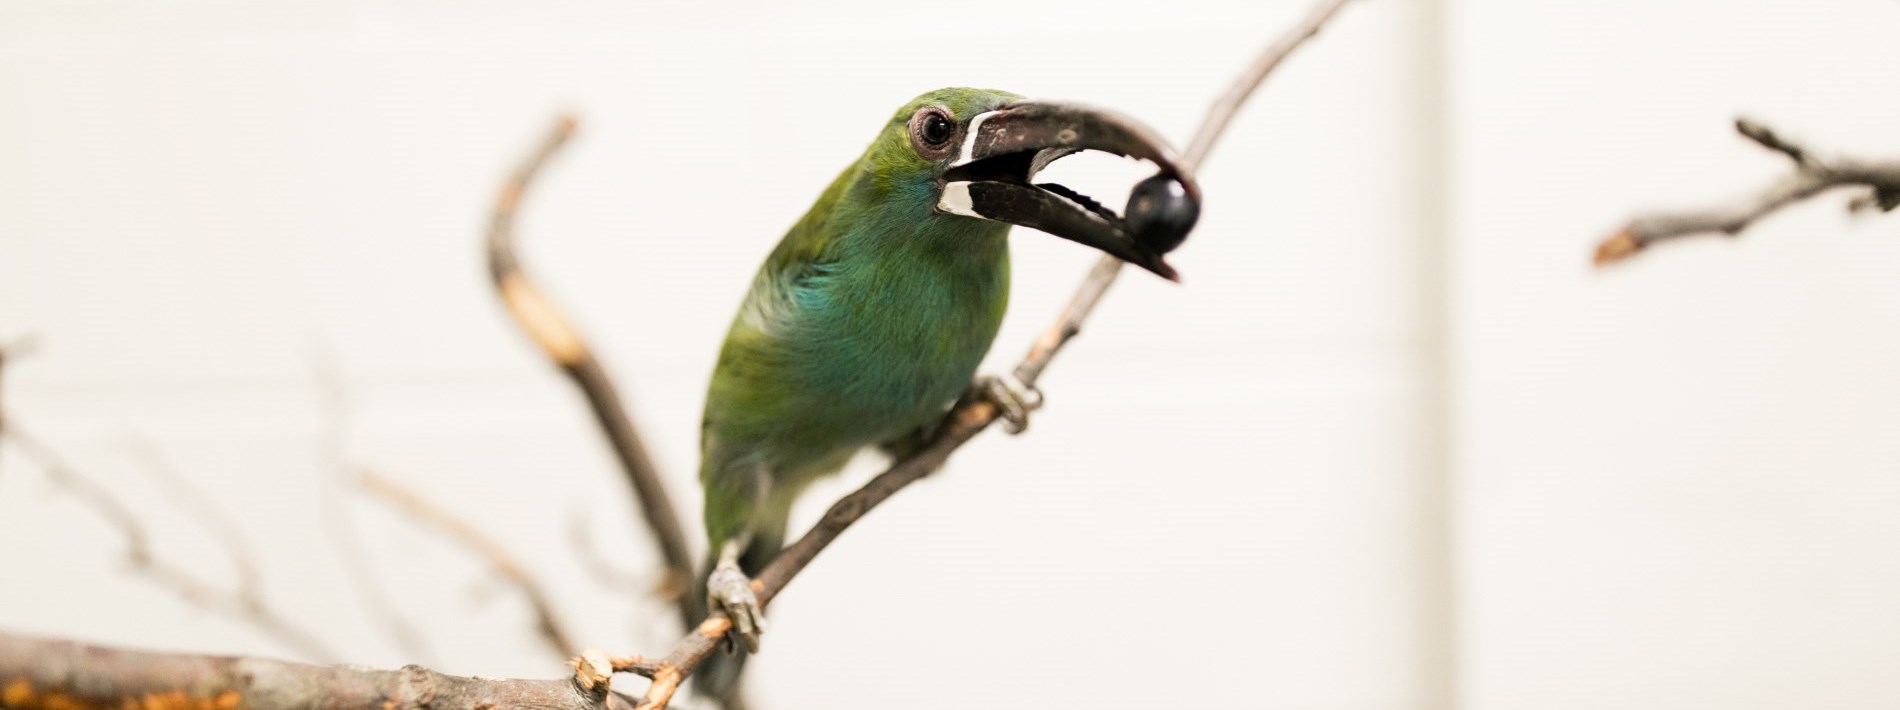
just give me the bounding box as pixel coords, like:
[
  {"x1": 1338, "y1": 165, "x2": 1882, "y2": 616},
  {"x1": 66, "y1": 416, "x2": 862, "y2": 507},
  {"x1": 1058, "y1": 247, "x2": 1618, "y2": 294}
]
[
  {"x1": 707, "y1": 561, "x2": 765, "y2": 653},
  {"x1": 976, "y1": 373, "x2": 1043, "y2": 435}
]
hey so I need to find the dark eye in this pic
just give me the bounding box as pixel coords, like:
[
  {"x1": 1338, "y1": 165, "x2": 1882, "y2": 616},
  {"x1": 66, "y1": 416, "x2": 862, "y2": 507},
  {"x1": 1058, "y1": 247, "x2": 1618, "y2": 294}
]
[
  {"x1": 909, "y1": 108, "x2": 957, "y2": 158},
  {"x1": 921, "y1": 113, "x2": 953, "y2": 144}
]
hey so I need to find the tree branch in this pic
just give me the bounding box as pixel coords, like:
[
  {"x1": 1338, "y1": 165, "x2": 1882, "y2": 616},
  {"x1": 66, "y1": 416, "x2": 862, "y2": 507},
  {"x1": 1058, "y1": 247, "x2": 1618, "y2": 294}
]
[
  {"x1": 0, "y1": 424, "x2": 341, "y2": 663},
  {"x1": 360, "y1": 469, "x2": 582, "y2": 660},
  {"x1": 627, "y1": 3, "x2": 1359, "y2": 708},
  {"x1": 123, "y1": 438, "x2": 266, "y2": 611},
  {"x1": 0, "y1": 342, "x2": 13, "y2": 483},
  {"x1": 1594, "y1": 117, "x2": 1900, "y2": 266},
  {"x1": 487, "y1": 115, "x2": 697, "y2": 624},
  {"x1": 0, "y1": 632, "x2": 637, "y2": 710},
  {"x1": 315, "y1": 356, "x2": 436, "y2": 664},
  {"x1": 0, "y1": 3, "x2": 1356, "y2": 704},
  {"x1": 0, "y1": 336, "x2": 37, "y2": 483},
  {"x1": 571, "y1": 506, "x2": 651, "y2": 595}
]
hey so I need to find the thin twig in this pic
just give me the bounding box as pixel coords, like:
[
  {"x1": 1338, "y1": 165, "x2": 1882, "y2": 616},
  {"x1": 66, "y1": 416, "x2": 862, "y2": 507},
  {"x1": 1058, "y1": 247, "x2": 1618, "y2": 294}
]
[
  {"x1": 487, "y1": 115, "x2": 697, "y2": 625},
  {"x1": 314, "y1": 355, "x2": 435, "y2": 663},
  {"x1": 360, "y1": 469, "x2": 582, "y2": 659},
  {"x1": 0, "y1": 336, "x2": 36, "y2": 483},
  {"x1": 621, "y1": 3, "x2": 1359, "y2": 707},
  {"x1": 1183, "y1": 0, "x2": 1357, "y2": 168},
  {"x1": 122, "y1": 437, "x2": 265, "y2": 603},
  {"x1": 0, "y1": 632, "x2": 637, "y2": 710},
  {"x1": 0, "y1": 344, "x2": 11, "y2": 483},
  {"x1": 571, "y1": 506, "x2": 653, "y2": 595},
  {"x1": 1595, "y1": 118, "x2": 1900, "y2": 266},
  {"x1": 1, "y1": 424, "x2": 341, "y2": 663}
]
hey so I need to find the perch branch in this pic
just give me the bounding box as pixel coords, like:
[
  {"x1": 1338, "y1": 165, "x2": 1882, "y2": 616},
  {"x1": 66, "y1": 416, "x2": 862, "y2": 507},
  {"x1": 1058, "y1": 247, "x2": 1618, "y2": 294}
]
[
  {"x1": 0, "y1": 424, "x2": 340, "y2": 663},
  {"x1": 0, "y1": 632, "x2": 637, "y2": 710},
  {"x1": 360, "y1": 469, "x2": 582, "y2": 659},
  {"x1": 626, "y1": 3, "x2": 1358, "y2": 708},
  {"x1": 1595, "y1": 118, "x2": 1900, "y2": 266},
  {"x1": 487, "y1": 115, "x2": 696, "y2": 624},
  {"x1": 0, "y1": 2, "x2": 1358, "y2": 703}
]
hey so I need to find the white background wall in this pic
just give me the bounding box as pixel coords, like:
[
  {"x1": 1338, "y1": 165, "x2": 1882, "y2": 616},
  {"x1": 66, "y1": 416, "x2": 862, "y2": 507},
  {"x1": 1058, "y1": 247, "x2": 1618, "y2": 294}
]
[
  {"x1": 0, "y1": 1, "x2": 1894, "y2": 709},
  {"x1": 1450, "y1": 2, "x2": 1900, "y2": 708}
]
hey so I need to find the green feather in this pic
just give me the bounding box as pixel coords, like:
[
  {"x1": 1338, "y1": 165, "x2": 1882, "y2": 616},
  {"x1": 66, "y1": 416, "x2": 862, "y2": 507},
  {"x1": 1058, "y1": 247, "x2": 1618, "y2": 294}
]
[
  {"x1": 691, "y1": 85, "x2": 1025, "y2": 702},
  {"x1": 701, "y1": 88, "x2": 1021, "y2": 552}
]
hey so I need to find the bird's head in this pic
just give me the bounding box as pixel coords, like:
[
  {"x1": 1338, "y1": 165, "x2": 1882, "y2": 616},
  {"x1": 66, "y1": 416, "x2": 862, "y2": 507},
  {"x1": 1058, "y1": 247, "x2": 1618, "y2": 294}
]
[{"x1": 862, "y1": 87, "x2": 1200, "y2": 281}]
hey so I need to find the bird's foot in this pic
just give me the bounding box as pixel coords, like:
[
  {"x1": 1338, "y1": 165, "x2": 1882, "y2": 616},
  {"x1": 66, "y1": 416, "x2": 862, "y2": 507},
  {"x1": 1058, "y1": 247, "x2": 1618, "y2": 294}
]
[
  {"x1": 975, "y1": 372, "x2": 1043, "y2": 435},
  {"x1": 707, "y1": 560, "x2": 765, "y2": 653}
]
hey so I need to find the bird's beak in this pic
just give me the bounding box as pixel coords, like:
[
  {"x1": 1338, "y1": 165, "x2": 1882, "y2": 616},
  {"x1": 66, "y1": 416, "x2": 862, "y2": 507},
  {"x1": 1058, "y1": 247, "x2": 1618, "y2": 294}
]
[{"x1": 937, "y1": 100, "x2": 1201, "y2": 281}]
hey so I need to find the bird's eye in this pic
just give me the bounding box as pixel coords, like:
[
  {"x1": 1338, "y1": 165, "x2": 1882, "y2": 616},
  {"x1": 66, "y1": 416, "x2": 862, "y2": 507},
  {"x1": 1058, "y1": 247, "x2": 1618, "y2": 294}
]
[{"x1": 909, "y1": 108, "x2": 957, "y2": 158}]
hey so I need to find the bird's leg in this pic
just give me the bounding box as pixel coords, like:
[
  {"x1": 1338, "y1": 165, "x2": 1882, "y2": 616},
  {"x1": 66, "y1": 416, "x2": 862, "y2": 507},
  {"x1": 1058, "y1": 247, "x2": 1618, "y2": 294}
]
[
  {"x1": 973, "y1": 372, "x2": 1043, "y2": 434},
  {"x1": 707, "y1": 538, "x2": 766, "y2": 652}
]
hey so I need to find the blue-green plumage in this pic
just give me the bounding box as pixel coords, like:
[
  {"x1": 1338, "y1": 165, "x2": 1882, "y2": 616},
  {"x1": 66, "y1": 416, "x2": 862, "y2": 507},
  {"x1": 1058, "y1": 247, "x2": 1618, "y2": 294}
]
[
  {"x1": 692, "y1": 88, "x2": 1019, "y2": 704},
  {"x1": 700, "y1": 88, "x2": 1020, "y2": 565},
  {"x1": 690, "y1": 86, "x2": 1195, "y2": 706}
]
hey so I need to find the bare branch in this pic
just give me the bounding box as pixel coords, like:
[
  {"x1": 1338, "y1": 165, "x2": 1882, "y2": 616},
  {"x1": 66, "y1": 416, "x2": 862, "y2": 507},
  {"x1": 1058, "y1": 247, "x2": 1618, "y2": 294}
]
[
  {"x1": 487, "y1": 115, "x2": 697, "y2": 624},
  {"x1": 123, "y1": 438, "x2": 265, "y2": 604},
  {"x1": 1183, "y1": 0, "x2": 1357, "y2": 168},
  {"x1": 623, "y1": 3, "x2": 1360, "y2": 707},
  {"x1": 1595, "y1": 117, "x2": 1900, "y2": 266},
  {"x1": 571, "y1": 506, "x2": 653, "y2": 595},
  {"x1": 0, "y1": 632, "x2": 637, "y2": 710},
  {"x1": 314, "y1": 356, "x2": 435, "y2": 663},
  {"x1": 0, "y1": 336, "x2": 36, "y2": 483},
  {"x1": 360, "y1": 470, "x2": 582, "y2": 660},
  {"x1": 1, "y1": 424, "x2": 341, "y2": 663}
]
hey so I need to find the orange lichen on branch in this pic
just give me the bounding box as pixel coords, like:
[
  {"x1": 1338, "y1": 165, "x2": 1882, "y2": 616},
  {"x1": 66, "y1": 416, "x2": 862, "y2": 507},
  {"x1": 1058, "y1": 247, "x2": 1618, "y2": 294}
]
[{"x1": 2, "y1": 677, "x2": 242, "y2": 710}]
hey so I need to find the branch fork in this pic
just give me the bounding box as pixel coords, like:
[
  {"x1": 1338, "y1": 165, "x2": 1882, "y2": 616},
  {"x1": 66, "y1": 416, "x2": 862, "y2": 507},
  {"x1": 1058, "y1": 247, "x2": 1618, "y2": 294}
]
[{"x1": 1596, "y1": 118, "x2": 1900, "y2": 266}]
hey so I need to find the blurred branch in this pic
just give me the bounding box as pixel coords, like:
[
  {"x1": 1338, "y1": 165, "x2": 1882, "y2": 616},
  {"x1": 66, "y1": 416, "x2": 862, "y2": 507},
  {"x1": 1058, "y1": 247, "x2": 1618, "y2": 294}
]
[
  {"x1": 0, "y1": 423, "x2": 341, "y2": 663},
  {"x1": 122, "y1": 438, "x2": 265, "y2": 611},
  {"x1": 486, "y1": 115, "x2": 696, "y2": 624},
  {"x1": 571, "y1": 506, "x2": 652, "y2": 595},
  {"x1": 625, "y1": 3, "x2": 1359, "y2": 708},
  {"x1": 0, "y1": 336, "x2": 37, "y2": 482},
  {"x1": 314, "y1": 356, "x2": 435, "y2": 663},
  {"x1": 1595, "y1": 118, "x2": 1900, "y2": 266},
  {"x1": 360, "y1": 469, "x2": 581, "y2": 660},
  {"x1": 0, "y1": 632, "x2": 638, "y2": 710}
]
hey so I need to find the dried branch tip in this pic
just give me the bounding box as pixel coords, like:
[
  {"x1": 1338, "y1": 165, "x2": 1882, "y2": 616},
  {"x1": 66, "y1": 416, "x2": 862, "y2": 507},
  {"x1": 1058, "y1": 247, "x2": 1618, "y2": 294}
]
[
  {"x1": 1593, "y1": 229, "x2": 1644, "y2": 267},
  {"x1": 571, "y1": 650, "x2": 614, "y2": 692}
]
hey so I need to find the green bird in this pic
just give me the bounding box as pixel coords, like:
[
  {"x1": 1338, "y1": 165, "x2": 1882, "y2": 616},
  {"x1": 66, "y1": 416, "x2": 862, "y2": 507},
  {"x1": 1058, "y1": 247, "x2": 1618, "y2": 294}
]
[{"x1": 694, "y1": 87, "x2": 1198, "y2": 701}]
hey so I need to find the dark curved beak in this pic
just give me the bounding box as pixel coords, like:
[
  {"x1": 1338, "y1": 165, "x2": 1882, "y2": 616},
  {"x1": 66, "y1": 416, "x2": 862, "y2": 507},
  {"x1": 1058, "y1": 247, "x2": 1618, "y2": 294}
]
[{"x1": 936, "y1": 100, "x2": 1201, "y2": 281}]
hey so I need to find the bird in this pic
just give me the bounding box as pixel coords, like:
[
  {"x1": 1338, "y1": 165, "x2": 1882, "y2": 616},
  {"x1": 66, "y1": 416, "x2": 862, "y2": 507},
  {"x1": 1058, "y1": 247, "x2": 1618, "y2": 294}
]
[{"x1": 692, "y1": 86, "x2": 1199, "y2": 704}]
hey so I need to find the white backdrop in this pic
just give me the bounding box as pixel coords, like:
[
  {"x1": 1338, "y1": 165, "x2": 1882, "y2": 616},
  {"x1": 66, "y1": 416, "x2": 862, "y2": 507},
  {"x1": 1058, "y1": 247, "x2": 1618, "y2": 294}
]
[{"x1": 1, "y1": 1, "x2": 1896, "y2": 709}]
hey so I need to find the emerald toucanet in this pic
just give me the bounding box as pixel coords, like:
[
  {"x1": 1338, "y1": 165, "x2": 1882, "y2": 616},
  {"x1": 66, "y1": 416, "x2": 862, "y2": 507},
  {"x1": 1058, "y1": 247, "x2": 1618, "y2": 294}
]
[{"x1": 694, "y1": 86, "x2": 1199, "y2": 695}]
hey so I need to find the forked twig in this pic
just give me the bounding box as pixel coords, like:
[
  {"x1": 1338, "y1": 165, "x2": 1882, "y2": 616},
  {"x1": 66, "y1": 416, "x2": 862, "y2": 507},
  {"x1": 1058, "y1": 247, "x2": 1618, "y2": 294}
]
[
  {"x1": 2, "y1": 424, "x2": 341, "y2": 663},
  {"x1": 315, "y1": 357, "x2": 435, "y2": 663},
  {"x1": 1595, "y1": 118, "x2": 1900, "y2": 266}
]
